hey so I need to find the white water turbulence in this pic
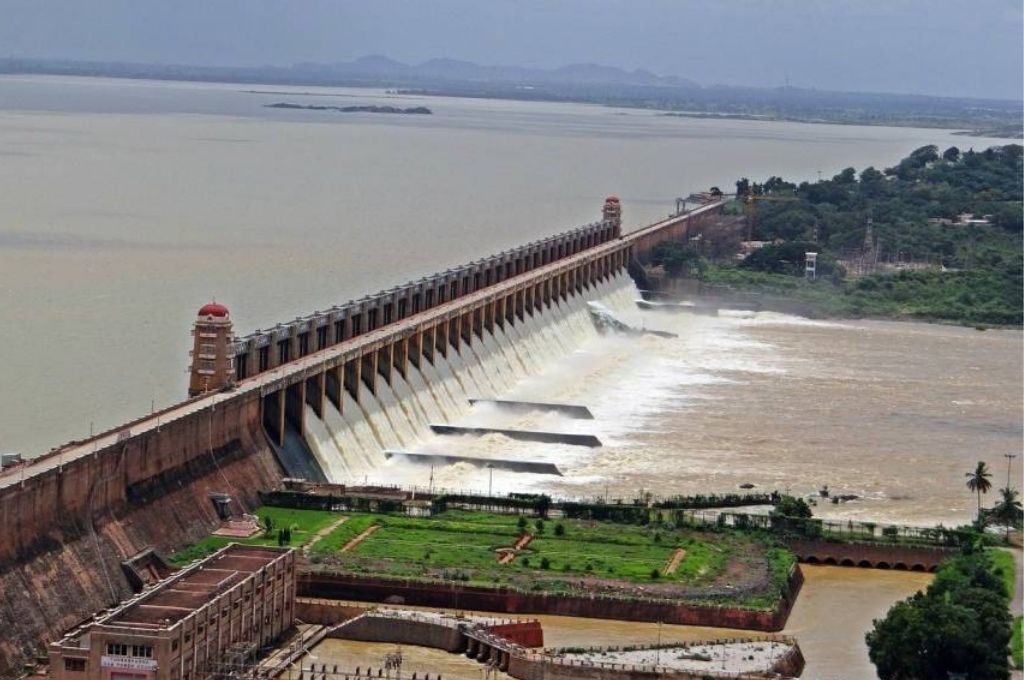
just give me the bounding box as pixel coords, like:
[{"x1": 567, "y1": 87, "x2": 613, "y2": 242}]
[{"x1": 300, "y1": 271, "x2": 636, "y2": 488}]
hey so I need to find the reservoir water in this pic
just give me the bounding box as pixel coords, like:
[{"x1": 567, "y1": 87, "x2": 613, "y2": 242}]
[
  {"x1": 1, "y1": 75, "x2": 1018, "y2": 677},
  {"x1": 0, "y1": 75, "x2": 1010, "y2": 463}
]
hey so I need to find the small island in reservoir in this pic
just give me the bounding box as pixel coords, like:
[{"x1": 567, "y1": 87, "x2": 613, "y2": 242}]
[{"x1": 266, "y1": 102, "x2": 432, "y2": 114}]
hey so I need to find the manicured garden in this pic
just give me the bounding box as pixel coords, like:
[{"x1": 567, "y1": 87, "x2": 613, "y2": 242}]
[
  {"x1": 311, "y1": 509, "x2": 794, "y2": 606},
  {"x1": 170, "y1": 506, "x2": 796, "y2": 608}
]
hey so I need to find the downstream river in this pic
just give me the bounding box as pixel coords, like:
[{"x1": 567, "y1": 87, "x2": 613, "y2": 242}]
[
  {"x1": 0, "y1": 75, "x2": 1017, "y2": 677},
  {"x1": 311, "y1": 566, "x2": 933, "y2": 680}
]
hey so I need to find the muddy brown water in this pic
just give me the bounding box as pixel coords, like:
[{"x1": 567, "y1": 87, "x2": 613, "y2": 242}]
[{"x1": 311, "y1": 565, "x2": 930, "y2": 679}]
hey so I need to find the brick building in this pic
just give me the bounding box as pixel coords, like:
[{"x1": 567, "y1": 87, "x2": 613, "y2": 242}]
[{"x1": 49, "y1": 545, "x2": 296, "y2": 680}]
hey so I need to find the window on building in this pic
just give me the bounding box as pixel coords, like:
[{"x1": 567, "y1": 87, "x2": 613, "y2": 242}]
[
  {"x1": 64, "y1": 659, "x2": 87, "y2": 672},
  {"x1": 200, "y1": 343, "x2": 216, "y2": 355},
  {"x1": 105, "y1": 643, "x2": 129, "y2": 656},
  {"x1": 130, "y1": 645, "x2": 153, "y2": 658}
]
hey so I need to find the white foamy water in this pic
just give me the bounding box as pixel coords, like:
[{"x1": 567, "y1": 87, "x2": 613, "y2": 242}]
[{"x1": 298, "y1": 266, "x2": 1021, "y2": 528}]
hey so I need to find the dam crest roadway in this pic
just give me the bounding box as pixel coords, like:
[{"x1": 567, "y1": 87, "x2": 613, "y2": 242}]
[{"x1": 0, "y1": 199, "x2": 724, "y2": 491}]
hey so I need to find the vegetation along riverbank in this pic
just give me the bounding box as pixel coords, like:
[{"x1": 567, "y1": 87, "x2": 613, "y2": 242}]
[{"x1": 649, "y1": 144, "x2": 1023, "y2": 326}]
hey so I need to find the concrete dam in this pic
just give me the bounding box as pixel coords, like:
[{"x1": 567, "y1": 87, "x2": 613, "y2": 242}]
[{"x1": 0, "y1": 198, "x2": 725, "y2": 674}]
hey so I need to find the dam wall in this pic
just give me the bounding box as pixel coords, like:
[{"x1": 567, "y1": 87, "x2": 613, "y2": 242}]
[
  {"x1": 0, "y1": 201, "x2": 723, "y2": 675},
  {"x1": 0, "y1": 397, "x2": 282, "y2": 674}
]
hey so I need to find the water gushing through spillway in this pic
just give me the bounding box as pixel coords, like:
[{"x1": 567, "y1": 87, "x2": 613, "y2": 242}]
[{"x1": 301, "y1": 272, "x2": 638, "y2": 485}]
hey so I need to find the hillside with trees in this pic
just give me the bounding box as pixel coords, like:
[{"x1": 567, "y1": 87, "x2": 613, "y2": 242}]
[{"x1": 679, "y1": 144, "x2": 1022, "y2": 325}]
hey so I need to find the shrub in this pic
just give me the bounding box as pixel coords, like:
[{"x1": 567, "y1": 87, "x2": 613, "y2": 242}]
[
  {"x1": 554, "y1": 523, "x2": 566, "y2": 537},
  {"x1": 540, "y1": 557, "x2": 551, "y2": 570}
]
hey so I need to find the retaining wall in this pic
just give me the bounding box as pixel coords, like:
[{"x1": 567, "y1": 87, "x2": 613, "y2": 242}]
[
  {"x1": 486, "y1": 621, "x2": 544, "y2": 648},
  {"x1": 298, "y1": 565, "x2": 803, "y2": 632},
  {"x1": 328, "y1": 616, "x2": 466, "y2": 653}
]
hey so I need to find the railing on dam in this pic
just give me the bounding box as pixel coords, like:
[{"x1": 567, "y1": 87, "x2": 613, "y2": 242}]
[{"x1": 230, "y1": 217, "x2": 622, "y2": 383}]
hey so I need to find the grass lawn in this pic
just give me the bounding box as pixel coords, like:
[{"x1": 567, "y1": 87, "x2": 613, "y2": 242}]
[
  {"x1": 170, "y1": 507, "x2": 793, "y2": 608},
  {"x1": 309, "y1": 515, "x2": 380, "y2": 555},
  {"x1": 1013, "y1": 616, "x2": 1023, "y2": 671},
  {"x1": 990, "y1": 549, "x2": 1017, "y2": 599},
  {"x1": 311, "y1": 510, "x2": 781, "y2": 600},
  {"x1": 168, "y1": 507, "x2": 338, "y2": 565},
  {"x1": 989, "y1": 549, "x2": 1021, "y2": 670},
  {"x1": 341, "y1": 512, "x2": 720, "y2": 583}
]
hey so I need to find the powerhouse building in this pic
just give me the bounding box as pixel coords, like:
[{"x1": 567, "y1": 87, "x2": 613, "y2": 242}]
[{"x1": 49, "y1": 545, "x2": 296, "y2": 680}]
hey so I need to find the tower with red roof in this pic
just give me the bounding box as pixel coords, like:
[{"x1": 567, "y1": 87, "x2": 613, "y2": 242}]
[{"x1": 188, "y1": 302, "x2": 236, "y2": 396}]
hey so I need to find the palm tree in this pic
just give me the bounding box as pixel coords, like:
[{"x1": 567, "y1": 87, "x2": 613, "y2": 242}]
[
  {"x1": 965, "y1": 461, "x2": 993, "y2": 518},
  {"x1": 990, "y1": 487, "x2": 1023, "y2": 538}
]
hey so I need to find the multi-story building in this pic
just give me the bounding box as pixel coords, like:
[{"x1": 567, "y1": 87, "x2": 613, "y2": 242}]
[{"x1": 49, "y1": 545, "x2": 296, "y2": 680}]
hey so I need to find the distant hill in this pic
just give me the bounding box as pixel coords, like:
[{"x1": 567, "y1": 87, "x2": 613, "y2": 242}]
[
  {"x1": 1, "y1": 55, "x2": 1019, "y2": 134},
  {"x1": 289, "y1": 55, "x2": 700, "y2": 88}
]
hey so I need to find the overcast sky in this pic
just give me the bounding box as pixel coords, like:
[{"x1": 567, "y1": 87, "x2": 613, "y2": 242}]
[{"x1": 3, "y1": 0, "x2": 1021, "y2": 100}]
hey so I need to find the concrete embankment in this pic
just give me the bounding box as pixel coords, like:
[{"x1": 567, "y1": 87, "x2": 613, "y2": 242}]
[
  {"x1": 297, "y1": 599, "x2": 804, "y2": 679},
  {"x1": 298, "y1": 565, "x2": 804, "y2": 632}
]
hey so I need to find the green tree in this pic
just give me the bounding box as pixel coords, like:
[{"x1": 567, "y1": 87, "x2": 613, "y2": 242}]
[
  {"x1": 989, "y1": 487, "x2": 1023, "y2": 538},
  {"x1": 553, "y1": 523, "x2": 566, "y2": 537},
  {"x1": 259, "y1": 514, "x2": 274, "y2": 538},
  {"x1": 772, "y1": 495, "x2": 813, "y2": 519},
  {"x1": 966, "y1": 461, "x2": 994, "y2": 518},
  {"x1": 650, "y1": 241, "x2": 703, "y2": 277},
  {"x1": 534, "y1": 519, "x2": 546, "y2": 535},
  {"x1": 517, "y1": 516, "x2": 528, "y2": 531},
  {"x1": 866, "y1": 553, "x2": 1011, "y2": 679}
]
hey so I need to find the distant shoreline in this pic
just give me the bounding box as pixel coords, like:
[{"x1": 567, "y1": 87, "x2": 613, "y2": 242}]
[
  {"x1": 2, "y1": 59, "x2": 1019, "y2": 137},
  {"x1": 265, "y1": 102, "x2": 432, "y2": 115}
]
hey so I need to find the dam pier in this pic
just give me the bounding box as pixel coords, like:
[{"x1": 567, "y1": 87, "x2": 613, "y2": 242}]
[{"x1": 0, "y1": 198, "x2": 728, "y2": 673}]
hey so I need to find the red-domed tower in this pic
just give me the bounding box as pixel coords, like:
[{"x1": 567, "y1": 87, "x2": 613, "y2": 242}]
[
  {"x1": 188, "y1": 301, "x2": 236, "y2": 396},
  {"x1": 603, "y1": 196, "x2": 622, "y2": 236}
]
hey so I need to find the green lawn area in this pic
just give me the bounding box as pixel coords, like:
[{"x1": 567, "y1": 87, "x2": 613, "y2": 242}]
[
  {"x1": 354, "y1": 524, "x2": 513, "y2": 569},
  {"x1": 309, "y1": 514, "x2": 380, "y2": 555},
  {"x1": 989, "y1": 549, "x2": 1021, "y2": 670},
  {"x1": 1013, "y1": 616, "x2": 1023, "y2": 671},
  {"x1": 169, "y1": 507, "x2": 792, "y2": 608},
  {"x1": 350, "y1": 512, "x2": 704, "y2": 582},
  {"x1": 990, "y1": 549, "x2": 1016, "y2": 599},
  {"x1": 168, "y1": 507, "x2": 338, "y2": 565},
  {"x1": 314, "y1": 510, "x2": 754, "y2": 588}
]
